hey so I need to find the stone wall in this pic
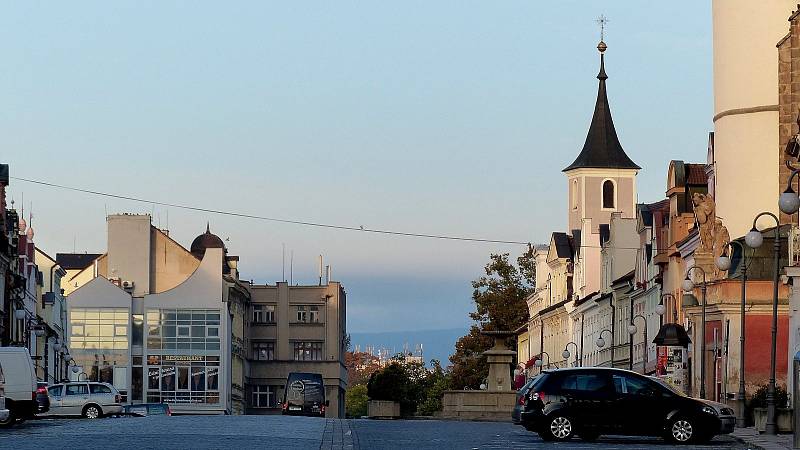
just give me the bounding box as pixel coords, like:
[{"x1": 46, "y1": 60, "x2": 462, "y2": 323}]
[
  {"x1": 439, "y1": 390, "x2": 516, "y2": 421},
  {"x1": 778, "y1": 8, "x2": 800, "y2": 225}
]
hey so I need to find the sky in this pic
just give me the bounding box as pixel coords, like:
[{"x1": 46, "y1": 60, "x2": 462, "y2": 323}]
[{"x1": 0, "y1": 1, "x2": 712, "y2": 335}]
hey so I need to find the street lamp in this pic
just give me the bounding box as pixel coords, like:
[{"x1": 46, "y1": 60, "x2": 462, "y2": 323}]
[
  {"x1": 562, "y1": 341, "x2": 580, "y2": 367},
  {"x1": 683, "y1": 265, "x2": 708, "y2": 400},
  {"x1": 596, "y1": 329, "x2": 614, "y2": 367},
  {"x1": 745, "y1": 211, "x2": 782, "y2": 435},
  {"x1": 534, "y1": 351, "x2": 551, "y2": 369},
  {"x1": 716, "y1": 239, "x2": 751, "y2": 427},
  {"x1": 630, "y1": 314, "x2": 648, "y2": 374}
]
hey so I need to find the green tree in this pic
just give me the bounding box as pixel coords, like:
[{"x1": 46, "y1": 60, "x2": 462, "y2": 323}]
[
  {"x1": 345, "y1": 384, "x2": 369, "y2": 418},
  {"x1": 449, "y1": 250, "x2": 535, "y2": 389},
  {"x1": 367, "y1": 362, "x2": 415, "y2": 416},
  {"x1": 417, "y1": 360, "x2": 451, "y2": 416}
]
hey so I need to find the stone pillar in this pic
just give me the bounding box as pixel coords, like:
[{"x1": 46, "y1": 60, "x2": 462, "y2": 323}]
[{"x1": 482, "y1": 332, "x2": 516, "y2": 392}]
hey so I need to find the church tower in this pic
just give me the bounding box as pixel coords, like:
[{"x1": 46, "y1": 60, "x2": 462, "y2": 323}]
[{"x1": 564, "y1": 40, "x2": 640, "y2": 234}]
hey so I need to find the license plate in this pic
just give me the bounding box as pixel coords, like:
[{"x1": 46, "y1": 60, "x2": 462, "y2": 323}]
[{"x1": 289, "y1": 406, "x2": 302, "y2": 411}]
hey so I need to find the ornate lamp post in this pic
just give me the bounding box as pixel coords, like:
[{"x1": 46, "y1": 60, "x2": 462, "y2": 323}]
[
  {"x1": 657, "y1": 294, "x2": 670, "y2": 326},
  {"x1": 683, "y1": 266, "x2": 708, "y2": 399},
  {"x1": 596, "y1": 329, "x2": 614, "y2": 366},
  {"x1": 744, "y1": 212, "x2": 782, "y2": 435},
  {"x1": 562, "y1": 341, "x2": 580, "y2": 367},
  {"x1": 715, "y1": 239, "x2": 750, "y2": 427},
  {"x1": 629, "y1": 314, "x2": 648, "y2": 374},
  {"x1": 534, "y1": 351, "x2": 551, "y2": 369}
]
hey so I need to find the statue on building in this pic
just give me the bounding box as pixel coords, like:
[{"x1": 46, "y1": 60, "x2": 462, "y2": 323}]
[
  {"x1": 692, "y1": 193, "x2": 716, "y2": 254},
  {"x1": 712, "y1": 218, "x2": 731, "y2": 279}
]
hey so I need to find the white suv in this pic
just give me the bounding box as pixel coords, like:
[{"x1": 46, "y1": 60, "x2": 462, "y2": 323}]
[{"x1": 46, "y1": 382, "x2": 123, "y2": 419}]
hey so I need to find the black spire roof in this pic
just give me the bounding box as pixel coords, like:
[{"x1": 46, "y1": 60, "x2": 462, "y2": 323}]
[{"x1": 563, "y1": 42, "x2": 640, "y2": 172}]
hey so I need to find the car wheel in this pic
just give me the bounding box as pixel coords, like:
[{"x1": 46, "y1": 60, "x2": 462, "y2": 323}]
[
  {"x1": 83, "y1": 405, "x2": 103, "y2": 419},
  {"x1": 0, "y1": 410, "x2": 15, "y2": 428},
  {"x1": 666, "y1": 417, "x2": 695, "y2": 444},
  {"x1": 545, "y1": 414, "x2": 575, "y2": 442}
]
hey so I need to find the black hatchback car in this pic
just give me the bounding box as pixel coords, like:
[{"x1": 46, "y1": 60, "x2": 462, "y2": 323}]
[{"x1": 512, "y1": 367, "x2": 735, "y2": 444}]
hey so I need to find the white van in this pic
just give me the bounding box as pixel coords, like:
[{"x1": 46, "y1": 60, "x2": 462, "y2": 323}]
[{"x1": 0, "y1": 347, "x2": 37, "y2": 427}]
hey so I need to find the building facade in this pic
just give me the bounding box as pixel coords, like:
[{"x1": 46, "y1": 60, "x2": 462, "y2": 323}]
[{"x1": 247, "y1": 282, "x2": 347, "y2": 418}]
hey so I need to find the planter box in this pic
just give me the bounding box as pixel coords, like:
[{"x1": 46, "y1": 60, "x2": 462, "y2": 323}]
[
  {"x1": 753, "y1": 407, "x2": 793, "y2": 433},
  {"x1": 368, "y1": 400, "x2": 400, "y2": 419}
]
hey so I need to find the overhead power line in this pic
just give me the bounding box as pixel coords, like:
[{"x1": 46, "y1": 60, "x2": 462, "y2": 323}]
[{"x1": 11, "y1": 176, "x2": 530, "y2": 245}]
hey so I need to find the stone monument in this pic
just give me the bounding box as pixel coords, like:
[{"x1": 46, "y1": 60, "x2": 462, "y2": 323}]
[{"x1": 439, "y1": 330, "x2": 517, "y2": 421}]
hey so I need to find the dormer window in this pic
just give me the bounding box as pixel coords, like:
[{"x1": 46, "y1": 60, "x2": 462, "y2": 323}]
[{"x1": 602, "y1": 179, "x2": 615, "y2": 209}]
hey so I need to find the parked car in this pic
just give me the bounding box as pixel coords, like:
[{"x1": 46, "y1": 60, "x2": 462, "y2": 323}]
[
  {"x1": 512, "y1": 367, "x2": 736, "y2": 444},
  {"x1": 122, "y1": 403, "x2": 171, "y2": 417},
  {"x1": 35, "y1": 382, "x2": 50, "y2": 414},
  {"x1": 282, "y1": 372, "x2": 328, "y2": 417},
  {"x1": 46, "y1": 382, "x2": 123, "y2": 419},
  {"x1": 0, "y1": 347, "x2": 39, "y2": 427},
  {"x1": 0, "y1": 363, "x2": 9, "y2": 424}
]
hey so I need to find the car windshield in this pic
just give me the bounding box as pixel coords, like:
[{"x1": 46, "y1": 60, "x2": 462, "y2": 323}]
[{"x1": 650, "y1": 377, "x2": 687, "y2": 397}]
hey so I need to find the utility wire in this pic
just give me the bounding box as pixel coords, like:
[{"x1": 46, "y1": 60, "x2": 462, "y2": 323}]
[{"x1": 11, "y1": 176, "x2": 530, "y2": 245}]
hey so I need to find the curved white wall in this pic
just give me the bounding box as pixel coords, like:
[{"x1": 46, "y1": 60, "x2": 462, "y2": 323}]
[{"x1": 712, "y1": 0, "x2": 794, "y2": 237}]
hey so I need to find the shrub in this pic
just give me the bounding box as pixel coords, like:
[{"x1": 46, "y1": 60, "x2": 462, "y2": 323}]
[{"x1": 345, "y1": 384, "x2": 368, "y2": 418}]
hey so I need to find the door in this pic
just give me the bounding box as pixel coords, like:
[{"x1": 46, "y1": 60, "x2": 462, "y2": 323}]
[
  {"x1": 555, "y1": 371, "x2": 614, "y2": 433},
  {"x1": 610, "y1": 372, "x2": 670, "y2": 435},
  {"x1": 47, "y1": 385, "x2": 64, "y2": 414},
  {"x1": 62, "y1": 383, "x2": 89, "y2": 415}
]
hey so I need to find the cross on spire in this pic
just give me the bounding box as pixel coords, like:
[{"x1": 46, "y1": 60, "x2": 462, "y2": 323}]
[{"x1": 596, "y1": 14, "x2": 609, "y2": 42}]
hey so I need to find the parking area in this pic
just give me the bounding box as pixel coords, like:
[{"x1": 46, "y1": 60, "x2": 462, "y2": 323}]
[{"x1": 0, "y1": 415, "x2": 751, "y2": 449}]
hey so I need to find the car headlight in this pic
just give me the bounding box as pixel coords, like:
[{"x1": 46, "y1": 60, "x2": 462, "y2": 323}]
[{"x1": 701, "y1": 406, "x2": 718, "y2": 416}]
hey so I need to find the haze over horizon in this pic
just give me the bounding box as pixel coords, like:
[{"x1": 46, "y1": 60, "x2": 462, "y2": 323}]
[{"x1": 0, "y1": 1, "x2": 712, "y2": 333}]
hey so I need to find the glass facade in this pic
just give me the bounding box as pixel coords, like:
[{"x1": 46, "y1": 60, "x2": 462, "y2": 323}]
[
  {"x1": 69, "y1": 308, "x2": 129, "y2": 394},
  {"x1": 145, "y1": 309, "x2": 222, "y2": 405}
]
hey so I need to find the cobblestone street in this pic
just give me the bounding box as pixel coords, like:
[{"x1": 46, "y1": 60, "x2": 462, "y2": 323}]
[{"x1": 0, "y1": 416, "x2": 752, "y2": 449}]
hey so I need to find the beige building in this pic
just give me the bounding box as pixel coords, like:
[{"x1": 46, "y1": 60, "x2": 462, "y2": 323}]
[
  {"x1": 63, "y1": 214, "x2": 248, "y2": 414},
  {"x1": 247, "y1": 282, "x2": 347, "y2": 418}
]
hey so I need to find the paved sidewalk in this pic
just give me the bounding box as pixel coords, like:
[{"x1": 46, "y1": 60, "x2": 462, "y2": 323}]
[
  {"x1": 732, "y1": 427, "x2": 793, "y2": 450},
  {"x1": 320, "y1": 419, "x2": 358, "y2": 450}
]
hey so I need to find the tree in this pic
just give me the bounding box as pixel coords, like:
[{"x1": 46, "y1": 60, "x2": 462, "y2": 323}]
[
  {"x1": 345, "y1": 351, "x2": 382, "y2": 387},
  {"x1": 449, "y1": 250, "x2": 535, "y2": 389},
  {"x1": 367, "y1": 362, "x2": 415, "y2": 415},
  {"x1": 345, "y1": 384, "x2": 369, "y2": 418},
  {"x1": 417, "y1": 360, "x2": 451, "y2": 416}
]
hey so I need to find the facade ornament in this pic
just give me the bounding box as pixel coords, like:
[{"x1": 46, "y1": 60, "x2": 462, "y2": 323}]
[
  {"x1": 713, "y1": 218, "x2": 731, "y2": 279},
  {"x1": 692, "y1": 193, "x2": 716, "y2": 254}
]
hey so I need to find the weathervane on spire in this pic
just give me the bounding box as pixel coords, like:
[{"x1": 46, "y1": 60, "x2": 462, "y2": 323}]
[{"x1": 596, "y1": 15, "x2": 609, "y2": 53}]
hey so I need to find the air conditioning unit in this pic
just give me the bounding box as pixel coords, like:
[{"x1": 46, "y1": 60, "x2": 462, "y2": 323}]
[{"x1": 122, "y1": 280, "x2": 134, "y2": 290}]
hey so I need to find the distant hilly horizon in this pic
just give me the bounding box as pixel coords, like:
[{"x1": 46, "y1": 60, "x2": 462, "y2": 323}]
[{"x1": 349, "y1": 327, "x2": 468, "y2": 367}]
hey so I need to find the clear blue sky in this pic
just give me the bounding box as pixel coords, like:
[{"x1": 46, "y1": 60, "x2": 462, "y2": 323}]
[{"x1": 0, "y1": 1, "x2": 712, "y2": 333}]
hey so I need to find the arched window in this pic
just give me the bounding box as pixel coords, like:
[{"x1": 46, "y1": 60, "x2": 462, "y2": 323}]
[
  {"x1": 571, "y1": 180, "x2": 578, "y2": 210},
  {"x1": 602, "y1": 180, "x2": 615, "y2": 209}
]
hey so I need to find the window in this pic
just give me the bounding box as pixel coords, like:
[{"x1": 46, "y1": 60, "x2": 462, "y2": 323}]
[
  {"x1": 90, "y1": 384, "x2": 112, "y2": 394},
  {"x1": 253, "y1": 342, "x2": 275, "y2": 361},
  {"x1": 602, "y1": 180, "x2": 615, "y2": 209},
  {"x1": 253, "y1": 305, "x2": 265, "y2": 323},
  {"x1": 309, "y1": 306, "x2": 320, "y2": 323},
  {"x1": 293, "y1": 341, "x2": 323, "y2": 361},
  {"x1": 613, "y1": 373, "x2": 654, "y2": 396},
  {"x1": 559, "y1": 373, "x2": 608, "y2": 392},
  {"x1": 48, "y1": 385, "x2": 63, "y2": 397},
  {"x1": 264, "y1": 305, "x2": 275, "y2": 323},
  {"x1": 572, "y1": 179, "x2": 578, "y2": 210},
  {"x1": 252, "y1": 385, "x2": 281, "y2": 408},
  {"x1": 66, "y1": 384, "x2": 89, "y2": 396},
  {"x1": 296, "y1": 306, "x2": 307, "y2": 323}
]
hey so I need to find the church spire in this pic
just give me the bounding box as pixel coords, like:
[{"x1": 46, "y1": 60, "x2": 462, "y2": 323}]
[{"x1": 563, "y1": 40, "x2": 640, "y2": 172}]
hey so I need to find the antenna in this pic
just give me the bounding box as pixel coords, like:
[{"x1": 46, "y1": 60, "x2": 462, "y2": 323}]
[
  {"x1": 318, "y1": 255, "x2": 323, "y2": 286},
  {"x1": 282, "y1": 243, "x2": 286, "y2": 282},
  {"x1": 289, "y1": 250, "x2": 294, "y2": 285}
]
